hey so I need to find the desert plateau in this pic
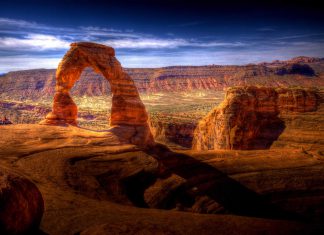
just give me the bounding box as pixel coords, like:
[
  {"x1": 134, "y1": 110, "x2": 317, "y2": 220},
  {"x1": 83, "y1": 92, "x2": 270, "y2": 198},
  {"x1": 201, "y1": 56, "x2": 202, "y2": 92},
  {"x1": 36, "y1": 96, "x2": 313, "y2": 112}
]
[{"x1": 1, "y1": 0, "x2": 324, "y2": 234}]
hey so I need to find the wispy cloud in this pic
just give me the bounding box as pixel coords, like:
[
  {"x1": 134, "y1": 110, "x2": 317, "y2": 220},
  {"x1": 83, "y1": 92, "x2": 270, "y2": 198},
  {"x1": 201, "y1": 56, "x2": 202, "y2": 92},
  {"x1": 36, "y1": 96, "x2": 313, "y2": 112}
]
[
  {"x1": 169, "y1": 21, "x2": 205, "y2": 27},
  {"x1": 275, "y1": 33, "x2": 324, "y2": 40},
  {"x1": 0, "y1": 55, "x2": 61, "y2": 72},
  {"x1": 0, "y1": 17, "x2": 323, "y2": 72},
  {"x1": 257, "y1": 27, "x2": 275, "y2": 32},
  {"x1": 0, "y1": 18, "x2": 40, "y2": 29},
  {"x1": 102, "y1": 38, "x2": 188, "y2": 49},
  {"x1": 0, "y1": 34, "x2": 70, "y2": 51},
  {"x1": 102, "y1": 38, "x2": 246, "y2": 49},
  {"x1": 0, "y1": 17, "x2": 246, "y2": 51}
]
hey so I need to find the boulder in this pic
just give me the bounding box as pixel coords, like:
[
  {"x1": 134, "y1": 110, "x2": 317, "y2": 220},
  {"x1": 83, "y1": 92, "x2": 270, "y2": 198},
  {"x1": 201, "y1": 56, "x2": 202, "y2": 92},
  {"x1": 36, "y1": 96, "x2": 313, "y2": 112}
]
[{"x1": 0, "y1": 168, "x2": 44, "y2": 235}]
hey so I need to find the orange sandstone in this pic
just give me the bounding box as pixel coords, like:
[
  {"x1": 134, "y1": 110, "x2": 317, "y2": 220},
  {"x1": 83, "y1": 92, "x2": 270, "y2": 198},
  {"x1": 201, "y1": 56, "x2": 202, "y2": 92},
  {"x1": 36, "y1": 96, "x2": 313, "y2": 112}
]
[
  {"x1": 40, "y1": 42, "x2": 153, "y2": 145},
  {"x1": 193, "y1": 86, "x2": 319, "y2": 150}
]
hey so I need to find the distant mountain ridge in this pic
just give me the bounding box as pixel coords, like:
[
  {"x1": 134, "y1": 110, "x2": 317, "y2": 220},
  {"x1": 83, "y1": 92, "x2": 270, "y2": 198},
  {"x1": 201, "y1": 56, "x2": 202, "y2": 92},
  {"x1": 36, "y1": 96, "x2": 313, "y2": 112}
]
[
  {"x1": 267, "y1": 56, "x2": 324, "y2": 65},
  {"x1": 0, "y1": 56, "x2": 323, "y2": 100}
]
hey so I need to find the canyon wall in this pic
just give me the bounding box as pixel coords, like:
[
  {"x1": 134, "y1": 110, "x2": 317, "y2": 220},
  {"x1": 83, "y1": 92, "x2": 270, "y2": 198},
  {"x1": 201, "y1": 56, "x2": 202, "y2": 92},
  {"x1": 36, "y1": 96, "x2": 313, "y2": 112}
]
[
  {"x1": 1, "y1": 57, "x2": 323, "y2": 100},
  {"x1": 192, "y1": 87, "x2": 320, "y2": 150},
  {"x1": 149, "y1": 120, "x2": 196, "y2": 148}
]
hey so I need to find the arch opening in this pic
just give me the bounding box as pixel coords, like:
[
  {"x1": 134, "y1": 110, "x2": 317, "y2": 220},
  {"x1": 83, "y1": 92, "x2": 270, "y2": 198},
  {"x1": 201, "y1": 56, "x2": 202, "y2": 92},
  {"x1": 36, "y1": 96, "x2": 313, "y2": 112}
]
[{"x1": 71, "y1": 67, "x2": 112, "y2": 131}]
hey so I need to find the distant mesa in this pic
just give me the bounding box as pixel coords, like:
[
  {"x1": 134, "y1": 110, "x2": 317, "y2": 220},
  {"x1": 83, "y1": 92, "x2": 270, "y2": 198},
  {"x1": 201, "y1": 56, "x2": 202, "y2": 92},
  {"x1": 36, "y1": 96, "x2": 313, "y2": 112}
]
[
  {"x1": 261, "y1": 56, "x2": 324, "y2": 65},
  {"x1": 40, "y1": 42, "x2": 154, "y2": 146},
  {"x1": 287, "y1": 56, "x2": 324, "y2": 64}
]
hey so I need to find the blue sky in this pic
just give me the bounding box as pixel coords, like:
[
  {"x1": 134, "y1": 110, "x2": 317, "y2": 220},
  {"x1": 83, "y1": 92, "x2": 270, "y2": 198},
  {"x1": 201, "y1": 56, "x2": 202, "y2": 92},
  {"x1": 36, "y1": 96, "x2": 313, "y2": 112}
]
[{"x1": 0, "y1": 0, "x2": 323, "y2": 73}]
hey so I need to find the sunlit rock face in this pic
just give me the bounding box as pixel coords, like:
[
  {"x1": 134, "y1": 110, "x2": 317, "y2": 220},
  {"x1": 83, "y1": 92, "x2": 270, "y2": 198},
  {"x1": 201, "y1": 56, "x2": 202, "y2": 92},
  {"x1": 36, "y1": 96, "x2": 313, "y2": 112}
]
[
  {"x1": 193, "y1": 86, "x2": 319, "y2": 150},
  {"x1": 40, "y1": 42, "x2": 153, "y2": 145}
]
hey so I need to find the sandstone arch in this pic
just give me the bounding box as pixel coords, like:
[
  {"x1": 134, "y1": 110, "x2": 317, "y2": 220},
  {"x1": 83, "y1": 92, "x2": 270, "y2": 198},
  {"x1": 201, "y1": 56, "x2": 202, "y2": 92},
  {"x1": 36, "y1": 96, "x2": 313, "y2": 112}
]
[{"x1": 40, "y1": 42, "x2": 153, "y2": 145}]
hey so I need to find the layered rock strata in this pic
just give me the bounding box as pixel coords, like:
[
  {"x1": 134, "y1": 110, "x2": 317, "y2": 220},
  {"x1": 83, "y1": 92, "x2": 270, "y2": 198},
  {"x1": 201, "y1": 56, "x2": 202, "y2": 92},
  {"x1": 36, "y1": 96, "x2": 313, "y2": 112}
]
[
  {"x1": 193, "y1": 87, "x2": 319, "y2": 150},
  {"x1": 1, "y1": 56, "x2": 323, "y2": 100}
]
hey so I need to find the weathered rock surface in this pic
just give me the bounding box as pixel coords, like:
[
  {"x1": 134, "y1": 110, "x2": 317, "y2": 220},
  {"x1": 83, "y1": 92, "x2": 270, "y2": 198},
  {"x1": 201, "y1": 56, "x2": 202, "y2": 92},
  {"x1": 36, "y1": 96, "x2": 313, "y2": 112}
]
[
  {"x1": 0, "y1": 124, "x2": 323, "y2": 234},
  {"x1": 193, "y1": 87, "x2": 320, "y2": 150},
  {"x1": 78, "y1": 214, "x2": 307, "y2": 235},
  {"x1": 0, "y1": 167, "x2": 44, "y2": 235},
  {"x1": 40, "y1": 42, "x2": 153, "y2": 146},
  {"x1": 149, "y1": 120, "x2": 196, "y2": 148}
]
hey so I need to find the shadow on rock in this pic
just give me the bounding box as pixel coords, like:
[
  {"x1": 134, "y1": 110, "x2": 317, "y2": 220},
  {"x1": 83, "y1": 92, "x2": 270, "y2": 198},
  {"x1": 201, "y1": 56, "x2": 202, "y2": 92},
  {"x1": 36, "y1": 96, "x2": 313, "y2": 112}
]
[{"x1": 145, "y1": 144, "x2": 303, "y2": 221}]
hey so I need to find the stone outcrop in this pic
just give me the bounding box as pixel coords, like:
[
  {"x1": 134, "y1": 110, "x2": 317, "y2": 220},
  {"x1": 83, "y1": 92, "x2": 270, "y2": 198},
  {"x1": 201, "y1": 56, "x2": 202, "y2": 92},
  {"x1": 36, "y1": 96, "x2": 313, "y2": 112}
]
[
  {"x1": 149, "y1": 120, "x2": 196, "y2": 148},
  {"x1": 0, "y1": 116, "x2": 12, "y2": 125},
  {"x1": 1, "y1": 123, "x2": 324, "y2": 234},
  {"x1": 0, "y1": 167, "x2": 44, "y2": 235},
  {"x1": 40, "y1": 42, "x2": 153, "y2": 145},
  {"x1": 193, "y1": 87, "x2": 319, "y2": 150}
]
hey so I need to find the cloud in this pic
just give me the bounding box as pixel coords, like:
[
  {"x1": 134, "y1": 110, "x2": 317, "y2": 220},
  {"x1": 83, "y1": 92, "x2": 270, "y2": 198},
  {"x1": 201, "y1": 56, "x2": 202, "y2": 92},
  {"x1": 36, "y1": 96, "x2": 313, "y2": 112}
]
[
  {"x1": 0, "y1": 56, "x2": 60, "y2": 72},
  {"x1": 103, "y1": 38, "x2": 246, "y2": 49},
  {"x1": 169, "y1": 21, "x2": 205, "y2": 27},
  {"x1": 192, "y1": 41, "x2": 246, "y2": 47},
  {"x1": 1, "y1": 41, "x2": 324, "y2": 73},
  {"x1": 0, "y1": 18, "x2": 39, "y2": 29},
  {"x1": 275, "y1": 33, "x2": 324, "y2": 40},
  {"x1": 257, "y1": 27, "x2": 275, "y2": 32},
  {"x1": 102, "y1": 38, "x2": 188, "y2": 49},
  {"x1": 0, "y1": 18, "x2": 138, "y2": 39},
  {"x1": 0, "y1": 17, "x2": 323, "y2": 72},
  {"x1": 0, "y1": 18, "x2": 74, "y2": 36},
  {"x1": 0, "y1": 34, "x2": 70, "y2": 51},
  {"x1": 0, "y1": 17, "x2": 248, "y2": 51}
]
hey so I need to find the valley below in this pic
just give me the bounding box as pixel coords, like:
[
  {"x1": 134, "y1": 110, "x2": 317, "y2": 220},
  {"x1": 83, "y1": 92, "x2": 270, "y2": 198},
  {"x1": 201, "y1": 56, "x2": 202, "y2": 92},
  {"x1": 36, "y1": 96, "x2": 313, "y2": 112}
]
[
  {"x1": 0, "y1": 90, "x2": 225, "y2": 148},
  {"x1": 1, "y1": 56, "x2": 324, "y2": 148}
]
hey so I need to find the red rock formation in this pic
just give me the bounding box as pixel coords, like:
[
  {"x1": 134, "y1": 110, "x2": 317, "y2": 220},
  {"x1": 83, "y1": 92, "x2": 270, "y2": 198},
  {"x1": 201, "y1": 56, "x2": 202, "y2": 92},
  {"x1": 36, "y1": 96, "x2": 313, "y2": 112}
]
[
  {"x1": 0, "y1": 167, "x2": 44, "y2": 235},
  {"x1": 1, "y1": 124, "x2": 324, "y2": 233},
  {"x1": 1, "y1": 56, "x2": 323, "y2": 99},
  {"x1": 193, "y1": 87, "x2": 319, "y2": 150},
  {"x1": 40, "y1": 42, "x2": 153, "y2": 145}
]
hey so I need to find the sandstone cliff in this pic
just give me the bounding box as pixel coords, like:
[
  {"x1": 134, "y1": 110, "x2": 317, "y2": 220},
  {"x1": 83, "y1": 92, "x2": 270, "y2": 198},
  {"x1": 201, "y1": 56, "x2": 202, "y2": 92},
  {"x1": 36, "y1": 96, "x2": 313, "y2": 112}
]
[
  {"x1": 0, "y1": 57, "x2": 323, "y2": 100},
  {"x1": 193, "y1": 87, "x2": 320, "y2": 150}
]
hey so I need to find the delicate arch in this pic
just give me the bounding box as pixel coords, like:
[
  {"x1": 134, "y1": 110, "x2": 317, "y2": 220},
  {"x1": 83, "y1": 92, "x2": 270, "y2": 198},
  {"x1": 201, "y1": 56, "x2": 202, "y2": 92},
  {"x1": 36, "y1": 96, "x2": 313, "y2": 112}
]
[{"x1": 40, "y1": 42, "x2": 153, "y2": 145}]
